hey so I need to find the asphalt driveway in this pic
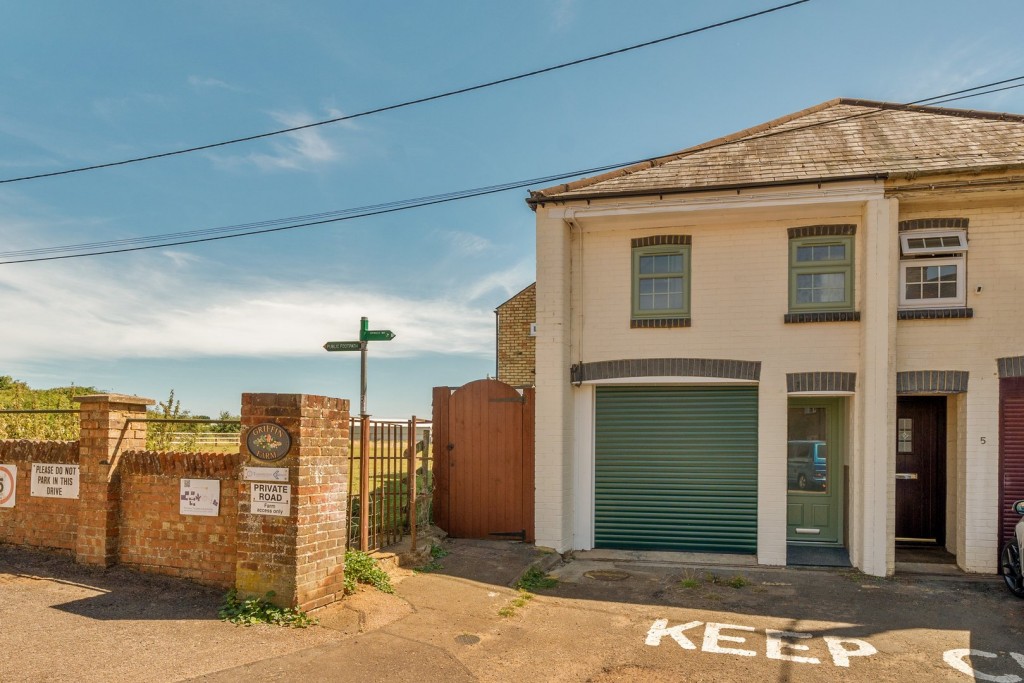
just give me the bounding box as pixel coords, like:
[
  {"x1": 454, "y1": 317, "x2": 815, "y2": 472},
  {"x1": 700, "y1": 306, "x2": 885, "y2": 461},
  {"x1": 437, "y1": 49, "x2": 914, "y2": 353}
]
[{"x1": 2, "y1": 540, "x2": 1023, "y2": 682}]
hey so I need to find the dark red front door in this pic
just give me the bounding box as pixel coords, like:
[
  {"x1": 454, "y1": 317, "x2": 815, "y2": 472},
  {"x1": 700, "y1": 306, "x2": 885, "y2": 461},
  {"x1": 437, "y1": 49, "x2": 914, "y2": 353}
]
[
  {"x1": 1000, "y1": 379, "x2": 1024, "y2": 547},
  {"x1": 895, "y1": 397, "x2": 946, "y2": 543}
]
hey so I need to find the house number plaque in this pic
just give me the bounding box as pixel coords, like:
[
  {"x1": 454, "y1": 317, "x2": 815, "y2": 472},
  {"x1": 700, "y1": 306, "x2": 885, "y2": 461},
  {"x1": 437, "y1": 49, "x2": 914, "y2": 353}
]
[{"x1": 246, "y1": 423, "x2": 292, "y2": 462}]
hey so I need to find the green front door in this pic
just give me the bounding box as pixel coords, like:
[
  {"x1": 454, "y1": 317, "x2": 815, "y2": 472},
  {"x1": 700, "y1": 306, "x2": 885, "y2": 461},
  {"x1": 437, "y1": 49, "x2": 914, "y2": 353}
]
[{"x1": 786, "y1": 398, "x2": 844, "y2": 545}]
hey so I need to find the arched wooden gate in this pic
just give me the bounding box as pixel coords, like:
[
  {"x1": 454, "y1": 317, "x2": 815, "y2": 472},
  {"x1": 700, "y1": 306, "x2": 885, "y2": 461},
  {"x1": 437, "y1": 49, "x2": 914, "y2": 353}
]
[{"x1": 432, "y1": 379, "x2": 534, "y2": 542}]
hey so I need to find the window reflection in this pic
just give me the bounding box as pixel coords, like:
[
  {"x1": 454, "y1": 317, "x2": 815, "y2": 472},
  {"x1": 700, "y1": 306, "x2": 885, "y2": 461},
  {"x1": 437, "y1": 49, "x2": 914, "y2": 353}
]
[{"x1": 788, "y1": 406, "x2": 829, "y2": 493}]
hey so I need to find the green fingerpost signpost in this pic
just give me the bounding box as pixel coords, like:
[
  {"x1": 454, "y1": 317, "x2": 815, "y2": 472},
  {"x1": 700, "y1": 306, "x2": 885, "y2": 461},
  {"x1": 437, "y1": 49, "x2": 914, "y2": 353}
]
[{"x1": 323, "y1": 316, "x2": 395, "y2": 550}]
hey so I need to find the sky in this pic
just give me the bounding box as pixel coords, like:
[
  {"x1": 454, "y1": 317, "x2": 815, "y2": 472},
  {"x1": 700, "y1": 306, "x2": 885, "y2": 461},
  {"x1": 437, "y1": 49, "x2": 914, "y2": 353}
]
[{"x1": 3, "y1": 0, "x2": 1024, "y2": 419}]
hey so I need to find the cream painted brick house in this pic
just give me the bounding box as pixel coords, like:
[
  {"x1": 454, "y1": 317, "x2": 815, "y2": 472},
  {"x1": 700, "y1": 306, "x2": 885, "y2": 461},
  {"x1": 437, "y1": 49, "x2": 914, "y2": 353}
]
[{"x1": 527, "y1": 98, "x2": 1024, "y2": 576}]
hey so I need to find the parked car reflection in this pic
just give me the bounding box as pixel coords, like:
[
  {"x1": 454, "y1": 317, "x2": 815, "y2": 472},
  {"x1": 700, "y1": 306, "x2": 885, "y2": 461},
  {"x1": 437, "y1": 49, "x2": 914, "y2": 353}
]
[{"x1": 788, "y1": 440, "x2": 827, "y2": 492}]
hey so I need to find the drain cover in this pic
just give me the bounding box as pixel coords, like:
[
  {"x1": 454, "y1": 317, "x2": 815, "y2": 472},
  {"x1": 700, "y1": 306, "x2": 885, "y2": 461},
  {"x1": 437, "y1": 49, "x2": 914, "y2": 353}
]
[{"x1": 584, "y1": 569, "x2": 631, "y2": 581}]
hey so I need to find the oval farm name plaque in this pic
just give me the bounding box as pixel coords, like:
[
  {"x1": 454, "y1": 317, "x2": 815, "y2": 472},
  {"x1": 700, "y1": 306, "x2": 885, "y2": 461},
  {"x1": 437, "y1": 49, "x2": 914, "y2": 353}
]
[{"x1": 245, "y1": 423, "x2": 291, "y2": 462}]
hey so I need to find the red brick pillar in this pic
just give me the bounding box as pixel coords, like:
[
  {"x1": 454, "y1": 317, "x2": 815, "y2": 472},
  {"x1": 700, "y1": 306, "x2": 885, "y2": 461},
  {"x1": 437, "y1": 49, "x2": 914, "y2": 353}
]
[
  {"x1": 236, "y1": 393, "x2": 349, "y2": 611},
  {"x1": 73, "y1": 394, "x2": 153, "y2": 567}
]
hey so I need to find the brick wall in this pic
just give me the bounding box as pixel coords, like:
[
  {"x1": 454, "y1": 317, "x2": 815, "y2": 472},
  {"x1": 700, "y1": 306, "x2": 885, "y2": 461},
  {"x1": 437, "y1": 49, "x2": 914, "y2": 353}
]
[
  {"x1": 236, "y1": 393, "x2": 349, "y2": 611},
  {"x1": 0, "y1": 440, "x2": 79, "y2": 550},
  {"x1": 118, "y1": 451, "x2": 242, "y2": 588},
  {"x1": 497, "y1": 282, "x2": 536, "y2": 387},
  {"x1": 0, "y1": 392, "x2": 351, "y2": 608}
]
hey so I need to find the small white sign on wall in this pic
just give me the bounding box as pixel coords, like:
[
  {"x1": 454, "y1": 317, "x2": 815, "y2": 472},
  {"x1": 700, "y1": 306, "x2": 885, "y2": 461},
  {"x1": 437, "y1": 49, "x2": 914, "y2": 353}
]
[
  {"x1": 250, "y1": 482, "x2": 291, "y2": 517},
  {"x1": 30, "y1": 463, "x2": 79, "y2": 499},
  {"x1": 0, "y1": 464, "x2": 16, "y2": 508},
  {"x1": 242, "y1": 466, "x2": 289, "y2": 483},
  {"x1": 180, "y1": 479, "x2": 220, "y2": 517}
]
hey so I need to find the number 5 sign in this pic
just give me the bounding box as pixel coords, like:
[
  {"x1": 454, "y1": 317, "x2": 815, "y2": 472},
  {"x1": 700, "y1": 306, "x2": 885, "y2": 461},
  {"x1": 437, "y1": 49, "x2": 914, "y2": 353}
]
[{"x1": 0, "y1": 464, "x2": 16, "y2": 508}]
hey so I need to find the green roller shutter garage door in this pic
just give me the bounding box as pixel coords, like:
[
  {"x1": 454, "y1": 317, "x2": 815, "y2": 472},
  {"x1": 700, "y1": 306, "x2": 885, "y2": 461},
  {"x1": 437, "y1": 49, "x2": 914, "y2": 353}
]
[{"x1": 595, "y1": 385, "x2": 759, "y2": 553}]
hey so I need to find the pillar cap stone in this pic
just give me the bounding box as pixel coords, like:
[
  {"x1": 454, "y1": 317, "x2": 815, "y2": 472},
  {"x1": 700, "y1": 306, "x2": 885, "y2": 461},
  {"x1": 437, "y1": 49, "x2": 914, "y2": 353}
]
[{"x1": 73, "y1": 393, "x2": 156, "y2": 406}]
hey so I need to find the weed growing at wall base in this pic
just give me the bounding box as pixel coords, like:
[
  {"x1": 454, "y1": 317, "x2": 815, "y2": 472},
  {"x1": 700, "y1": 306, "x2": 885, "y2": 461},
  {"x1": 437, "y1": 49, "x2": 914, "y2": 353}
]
[
  {"x1": 218, "y1": 590, "x2": 317, "y2": 628},
  {"x1": 344, "y1": 550, "x2": 394, "y2": 594}
]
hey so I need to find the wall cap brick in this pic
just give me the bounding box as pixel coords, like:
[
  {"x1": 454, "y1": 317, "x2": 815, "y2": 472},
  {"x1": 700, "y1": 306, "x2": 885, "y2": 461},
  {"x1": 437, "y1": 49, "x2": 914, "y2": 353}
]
[{"x1": 73, "y1": 393, "x2": 155, "y2": 406}]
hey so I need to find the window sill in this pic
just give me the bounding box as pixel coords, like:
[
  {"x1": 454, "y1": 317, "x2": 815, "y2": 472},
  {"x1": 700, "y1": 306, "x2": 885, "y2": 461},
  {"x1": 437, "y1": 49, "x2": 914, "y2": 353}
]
[
  {"x1": 897, "y1": 307, "x2": 973, "y2": 320},
  {"x1": 784, "y1": 311, "x2": 860, "y2": 324},
  {"x1": 631, "y1": 317, "x2": 691, "y2": 329}
]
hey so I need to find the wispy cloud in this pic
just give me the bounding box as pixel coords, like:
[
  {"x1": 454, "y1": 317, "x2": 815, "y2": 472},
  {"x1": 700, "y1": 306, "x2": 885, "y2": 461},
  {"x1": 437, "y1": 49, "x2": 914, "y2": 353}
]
[
  {"x1": 551, "y1": 0, "x2": 576, "y2": 29},
  {"x1": 187, "y1": 75, "x2": 244, "y2": 92},
  {"x1": 892, "y1": 42, "x2": 1024, "y2": 107},
  {"x1": 92, "y1": 93, "x2": 170, "y2": 122},
  {"x1": 208, "y1": 108, "x2": 348, "y2": 171},
  {"x1": 438, "y1": 230, "x2": 493, "y2": 256},
  {"x1": 0, "y1": 256, "x2": 497, "y2": 362},
  {"x1": 462, "y1": 259, "x2": 534, "y2": 303}
]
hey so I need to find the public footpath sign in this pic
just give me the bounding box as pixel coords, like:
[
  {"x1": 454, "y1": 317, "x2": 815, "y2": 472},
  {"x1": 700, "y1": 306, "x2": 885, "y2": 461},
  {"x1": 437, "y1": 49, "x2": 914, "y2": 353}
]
[
  {"x1": 360, "y1": 329, "x2": 396, "y2": 341},
  {"x1": 323, "y1": 341, "x2": 361, "y2": 352},
  {"x1": 324, "y1": 316, "x2": 397, "y2": 418},
  {"x1": 0, "y1": 464, "x2": 16, "y2": 508}
]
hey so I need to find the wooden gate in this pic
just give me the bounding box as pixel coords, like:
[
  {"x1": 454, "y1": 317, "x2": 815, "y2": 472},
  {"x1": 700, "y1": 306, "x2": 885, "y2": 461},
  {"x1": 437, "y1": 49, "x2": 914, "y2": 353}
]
[{"x1": 432, "y1": 379, "x2": 534, "y2": 542}]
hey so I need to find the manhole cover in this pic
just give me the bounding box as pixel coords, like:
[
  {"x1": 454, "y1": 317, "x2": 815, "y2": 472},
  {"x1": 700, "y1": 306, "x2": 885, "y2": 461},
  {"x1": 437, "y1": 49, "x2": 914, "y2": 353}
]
[{"x1": 584, "y1": 570, "x2": 631, "y2": 581}]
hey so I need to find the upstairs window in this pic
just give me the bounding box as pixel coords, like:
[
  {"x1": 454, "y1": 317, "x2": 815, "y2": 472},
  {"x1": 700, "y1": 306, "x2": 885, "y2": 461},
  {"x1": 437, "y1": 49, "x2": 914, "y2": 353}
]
[
  {"x1": 631, "y1": 236, "x2": 691, "y2": 322},
  {"x1": 898, "y1": 229, "x2": 967, "y2": 309},
  {"x1": 788, "y1": 235, "x2": 854, "y2": 312}
]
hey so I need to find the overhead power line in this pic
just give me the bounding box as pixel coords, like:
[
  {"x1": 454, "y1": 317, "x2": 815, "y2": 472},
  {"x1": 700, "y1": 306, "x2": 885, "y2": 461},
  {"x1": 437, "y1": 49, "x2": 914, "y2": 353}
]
[
  {"x1": 2, "y1": 75, "x2": 1023, "y2": 266},
  {"x1": 0, "y1": 1, "x2": 813, "y2": 185}
]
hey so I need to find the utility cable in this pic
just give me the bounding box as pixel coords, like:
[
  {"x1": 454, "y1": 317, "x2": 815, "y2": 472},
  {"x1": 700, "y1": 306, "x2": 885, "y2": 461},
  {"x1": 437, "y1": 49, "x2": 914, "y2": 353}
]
[
  {"x1": 0, "y1": 1, "x2": 812, "y2": 185},
  {"x1": 3, "y1": 75, "x2": 1023, "y2": 266}
]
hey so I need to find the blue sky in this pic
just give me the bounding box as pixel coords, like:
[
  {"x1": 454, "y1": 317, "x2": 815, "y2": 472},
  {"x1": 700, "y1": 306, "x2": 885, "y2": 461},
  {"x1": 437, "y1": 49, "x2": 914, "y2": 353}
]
[{"x1": 3, "y1": 1, "x2": 1024, "y2": 418}]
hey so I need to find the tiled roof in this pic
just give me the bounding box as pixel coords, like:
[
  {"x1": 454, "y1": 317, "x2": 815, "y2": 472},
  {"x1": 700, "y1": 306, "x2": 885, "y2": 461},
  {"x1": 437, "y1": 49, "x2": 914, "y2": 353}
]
[{"x1": 529, "y1": 98, "x2": 1024, "y2": 202}]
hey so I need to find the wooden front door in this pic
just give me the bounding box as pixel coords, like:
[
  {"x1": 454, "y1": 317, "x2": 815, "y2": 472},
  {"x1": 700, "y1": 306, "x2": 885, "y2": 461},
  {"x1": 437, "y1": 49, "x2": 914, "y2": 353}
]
[
  {"x1": 431, "y1": 379, "x2": 535, "y2": 542},
  {"x1": 895, "y1": 397, "x2": 947, "y2": 543}
]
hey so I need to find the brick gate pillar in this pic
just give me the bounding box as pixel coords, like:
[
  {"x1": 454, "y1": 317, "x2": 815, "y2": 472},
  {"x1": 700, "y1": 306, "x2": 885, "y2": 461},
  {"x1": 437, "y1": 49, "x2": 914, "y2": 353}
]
[
  {"x1": 73, "y1": 393, "x2": 154, "y2": 567},
  {"x1": 236, "y1": 394, "x2": 349, "y2": 611}
]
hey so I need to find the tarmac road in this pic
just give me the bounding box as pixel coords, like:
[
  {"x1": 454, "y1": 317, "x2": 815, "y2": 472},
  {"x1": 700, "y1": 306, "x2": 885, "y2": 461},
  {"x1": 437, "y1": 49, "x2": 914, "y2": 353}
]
[{"x1": 2, "y1": 540, "x2": 1023, "y2": 682}]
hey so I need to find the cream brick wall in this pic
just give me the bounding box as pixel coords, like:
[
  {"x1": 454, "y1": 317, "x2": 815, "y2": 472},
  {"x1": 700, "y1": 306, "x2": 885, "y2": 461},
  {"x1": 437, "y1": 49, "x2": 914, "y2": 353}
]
[
  {"x1": 893, "y1": 198, "x2": 1024, "y2": 571},
  {"x1": 534, "y1": 210, "x2": 573, "y2": 551},
  {"x1": 534, "y1": 179, "x2": 1024, "y2": 573}
]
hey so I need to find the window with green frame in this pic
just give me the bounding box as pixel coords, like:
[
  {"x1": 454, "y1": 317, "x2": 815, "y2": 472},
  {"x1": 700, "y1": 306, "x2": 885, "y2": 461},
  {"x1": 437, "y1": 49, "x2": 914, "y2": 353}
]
[
  {"x1": 632, "y1": 243, "x2": 690, "y2": 319},
  {"x1": 788, "y1": 236, "x2": 854, "y2": 311}
]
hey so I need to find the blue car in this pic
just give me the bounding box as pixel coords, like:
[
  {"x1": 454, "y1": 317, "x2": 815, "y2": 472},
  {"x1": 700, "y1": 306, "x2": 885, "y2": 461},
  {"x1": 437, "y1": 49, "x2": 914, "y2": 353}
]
[{"x1": 787, "y1": 440, "x2": 827, "y2": 491}]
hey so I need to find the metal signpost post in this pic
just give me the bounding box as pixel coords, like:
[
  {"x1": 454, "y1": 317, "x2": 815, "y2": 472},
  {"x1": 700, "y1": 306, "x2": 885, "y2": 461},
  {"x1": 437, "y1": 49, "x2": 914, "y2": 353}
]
[{"x1": 323, "y1": 316, "x2": 395, "y2": 550}]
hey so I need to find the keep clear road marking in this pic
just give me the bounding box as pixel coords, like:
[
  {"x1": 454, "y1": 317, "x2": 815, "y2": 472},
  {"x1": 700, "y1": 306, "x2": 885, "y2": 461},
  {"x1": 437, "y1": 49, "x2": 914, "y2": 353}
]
[
  {"x1": 646, "y1": 618, "x2": 1024, "y2": 679},
  {"x1": 645, "y1": 619, "x2": 876, "y2": 669},
  {"x1": 944, "y1": 650, "x2": 1024, "y2": 683}
]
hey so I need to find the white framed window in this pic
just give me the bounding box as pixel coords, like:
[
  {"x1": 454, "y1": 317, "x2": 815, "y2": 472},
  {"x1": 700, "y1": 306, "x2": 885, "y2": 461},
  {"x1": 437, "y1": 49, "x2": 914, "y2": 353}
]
[
  {"x1": 899, "y1": 229, "x2": 967, "y2": 256},
  {"x1": 899, "y1": 256, "x2": 966, "y2": 308},
  {"x1": 898, "y1": 228, "x2": 968, "y2": 309}
]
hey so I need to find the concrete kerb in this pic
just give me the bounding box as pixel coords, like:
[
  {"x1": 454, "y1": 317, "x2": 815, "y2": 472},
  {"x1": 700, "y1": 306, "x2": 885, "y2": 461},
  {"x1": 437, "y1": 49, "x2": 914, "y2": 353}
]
[
  {"x1": 513, "y1": 546, "x2": 565, "y2": 588},
  {"x1": 371, "y1": 525, "x2": 449, "y2": 571}
]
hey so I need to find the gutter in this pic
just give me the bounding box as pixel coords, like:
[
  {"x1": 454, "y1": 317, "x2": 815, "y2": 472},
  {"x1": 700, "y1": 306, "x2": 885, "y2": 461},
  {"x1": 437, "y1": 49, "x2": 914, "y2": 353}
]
[{"x1": 526, "y1": 174, "x2": 889, "y2": 209}]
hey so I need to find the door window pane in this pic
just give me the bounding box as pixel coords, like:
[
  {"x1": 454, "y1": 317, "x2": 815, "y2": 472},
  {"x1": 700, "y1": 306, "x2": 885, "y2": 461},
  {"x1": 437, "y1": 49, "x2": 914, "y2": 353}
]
[
  {"x1": 898, "y1": 418, "x2": 913, "y2": 453},
  {"x1": 788, "y1": 406, "x2": 829, "y2": 493}
]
